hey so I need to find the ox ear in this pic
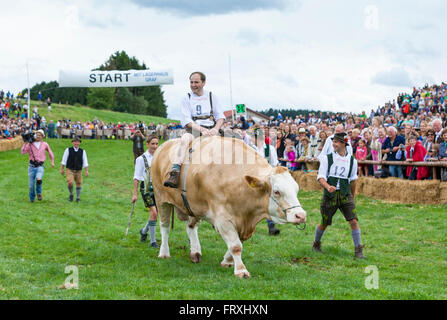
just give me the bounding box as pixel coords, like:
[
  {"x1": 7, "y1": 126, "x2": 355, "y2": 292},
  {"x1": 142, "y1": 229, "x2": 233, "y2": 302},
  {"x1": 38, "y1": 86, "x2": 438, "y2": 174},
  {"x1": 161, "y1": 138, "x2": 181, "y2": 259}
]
[
  {"x1": 245, "y1": 175, "x2": 269, "y2": 192},
  {"x1": 274, "y1": 166, "x2": 289, "y2": 174}
]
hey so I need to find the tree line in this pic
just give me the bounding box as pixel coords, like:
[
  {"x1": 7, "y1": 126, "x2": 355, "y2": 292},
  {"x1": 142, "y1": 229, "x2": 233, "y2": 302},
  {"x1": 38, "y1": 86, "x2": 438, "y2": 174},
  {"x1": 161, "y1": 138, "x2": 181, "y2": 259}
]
[{"x1": 22, "y1": 51, "x2": 168, "y2": 117}]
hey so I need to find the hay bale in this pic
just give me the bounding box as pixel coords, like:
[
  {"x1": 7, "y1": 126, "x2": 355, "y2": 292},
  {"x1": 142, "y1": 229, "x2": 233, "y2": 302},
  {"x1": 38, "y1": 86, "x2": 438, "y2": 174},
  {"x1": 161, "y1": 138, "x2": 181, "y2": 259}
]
[
  {"x1": 291, "y1": 171, "x2": 445, "y2": 204},
  {"x1": 0, "y1": 136, "x2": 24, "y2": 152},
  {"x1": 438, "y1": 182, "x2": 447, "y2": 204},
  {"x1": 291, "y1": 170, "x2": 322, "y2": 191}
]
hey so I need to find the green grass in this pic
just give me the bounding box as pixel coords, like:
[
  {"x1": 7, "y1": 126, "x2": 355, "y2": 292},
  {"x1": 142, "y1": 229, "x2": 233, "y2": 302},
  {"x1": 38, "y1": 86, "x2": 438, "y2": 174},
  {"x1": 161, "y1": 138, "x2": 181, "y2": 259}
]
[
  {"x1": 1, "y1": 139, "x2": 446, "y2": 300},
  {"x1": 25, "y1": 99, "x2": 177, "y2": 124}
]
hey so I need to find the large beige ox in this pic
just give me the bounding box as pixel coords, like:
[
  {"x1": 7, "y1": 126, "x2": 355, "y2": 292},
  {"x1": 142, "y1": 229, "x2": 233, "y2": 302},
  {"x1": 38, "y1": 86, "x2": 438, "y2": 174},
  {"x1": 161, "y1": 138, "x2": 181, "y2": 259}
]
[{"x1": 151, "y1": 136, "x2": 306, "y2": 278}]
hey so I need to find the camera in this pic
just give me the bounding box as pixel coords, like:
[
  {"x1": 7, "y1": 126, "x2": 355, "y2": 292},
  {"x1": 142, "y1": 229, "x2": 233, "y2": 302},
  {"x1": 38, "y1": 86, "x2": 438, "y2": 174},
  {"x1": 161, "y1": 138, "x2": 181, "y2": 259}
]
[
  {"x1": 399, "y1": 144, "x2": 406, "y2": 149},
  {"x1": 21, "y1": 131, "x2": 36, "y2": 143}
]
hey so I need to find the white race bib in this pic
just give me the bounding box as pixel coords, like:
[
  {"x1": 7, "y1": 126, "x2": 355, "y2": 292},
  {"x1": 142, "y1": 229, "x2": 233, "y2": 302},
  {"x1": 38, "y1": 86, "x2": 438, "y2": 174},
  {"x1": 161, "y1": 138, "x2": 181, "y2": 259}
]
[{"x1": 328, "y1": 153, "x2": 351, "y2": 179}]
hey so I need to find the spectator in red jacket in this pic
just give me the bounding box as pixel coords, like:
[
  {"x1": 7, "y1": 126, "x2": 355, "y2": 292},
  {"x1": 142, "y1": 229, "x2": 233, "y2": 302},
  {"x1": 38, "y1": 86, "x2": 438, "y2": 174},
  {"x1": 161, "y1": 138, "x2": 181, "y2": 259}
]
[{"x1": 405, "y1": 135, "x2": 429, "y2": 180}]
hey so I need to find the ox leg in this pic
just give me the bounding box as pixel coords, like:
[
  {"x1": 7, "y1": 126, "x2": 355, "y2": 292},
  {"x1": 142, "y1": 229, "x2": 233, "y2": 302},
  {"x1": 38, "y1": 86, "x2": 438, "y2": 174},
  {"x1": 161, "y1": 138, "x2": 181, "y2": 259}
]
[
  {"x1": 214, "y1": 218, "x2": 250, "y2": 278},
  {"x1": 220, "y1": 250, "x2": 234, "y2": 268},
  {"x1": 158, "y1": 203, "x2": 173, "y2": 259},
  {"x1": 186, "y1": 217, "x2": 202, "y2": 263}
]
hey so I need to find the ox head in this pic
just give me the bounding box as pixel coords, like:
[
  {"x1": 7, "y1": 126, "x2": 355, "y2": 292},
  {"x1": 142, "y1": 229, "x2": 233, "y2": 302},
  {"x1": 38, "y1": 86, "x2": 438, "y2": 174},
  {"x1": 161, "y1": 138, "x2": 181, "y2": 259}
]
[{"x1": 245, "y1": 167, "x2": 307, "y2": 226}]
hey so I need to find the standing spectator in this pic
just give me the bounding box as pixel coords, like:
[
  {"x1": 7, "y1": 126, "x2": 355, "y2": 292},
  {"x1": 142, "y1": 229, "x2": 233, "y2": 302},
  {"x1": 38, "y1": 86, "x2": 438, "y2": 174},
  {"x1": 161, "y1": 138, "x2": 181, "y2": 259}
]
[
  {"x1": 355, "y1": 138, "x2": 368, "y2": 176},
  {"x1": 405, "y1": 135, "x2": 429, "y2": 180},
  {"x1": 60, "y1": 137, "x2": 89, "y2": 202},
  {"x1": 432, "y1": 119, "x2": 443, "y2": 143},
  {"x1": 130, "y1": 128, "x2": 146, "y2": 164},
  {"x1": 371, "y1": 128, "x2": 387, "y2": 173},
  {"x1": 275, "y1": 129, "x2": 286, "y2": 167},
  {"x1": 382, "y1": 126, "x2": 406, "y2": 178},
  {"x1": 422, "y1": 129, "x2": 435, "y2": 154},
  {"x1": 281, "y1": 138, "x2": 297, "y2": 171},
  {"x1": 21, "y1": 129, "x2": 55, "y2": 202}
]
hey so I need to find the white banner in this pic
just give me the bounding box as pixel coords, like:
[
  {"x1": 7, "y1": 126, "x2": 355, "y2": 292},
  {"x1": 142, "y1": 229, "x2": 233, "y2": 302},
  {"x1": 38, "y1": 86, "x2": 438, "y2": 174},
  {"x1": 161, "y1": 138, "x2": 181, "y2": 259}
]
[{"x1": 59, "y1": 69, "x2": 174, "y2": 87}]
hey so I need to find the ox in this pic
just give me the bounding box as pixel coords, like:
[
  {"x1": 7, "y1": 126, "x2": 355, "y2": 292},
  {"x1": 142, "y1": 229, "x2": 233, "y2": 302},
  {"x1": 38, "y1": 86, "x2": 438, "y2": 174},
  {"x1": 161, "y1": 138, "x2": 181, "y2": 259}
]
[{"x1": 151, "y1": 136, "x2": 306, "y2": 278}]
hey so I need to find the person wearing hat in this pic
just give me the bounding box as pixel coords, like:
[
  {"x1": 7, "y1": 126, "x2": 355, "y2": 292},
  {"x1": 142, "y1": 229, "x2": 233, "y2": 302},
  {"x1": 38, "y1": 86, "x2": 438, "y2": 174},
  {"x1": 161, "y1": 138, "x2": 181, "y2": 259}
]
[
  {"x1": 60, "y1": 136, "x2": 89, "y2": 202},
  {"x1": 21, "y1": 129, "x2": 55, "y2": 202},
  {"x1": 318, "y1": 124, "x2": 353, "y2": 159},
  {"x1": 313, "y1": 132, "x2": 365, "y2": 259}
]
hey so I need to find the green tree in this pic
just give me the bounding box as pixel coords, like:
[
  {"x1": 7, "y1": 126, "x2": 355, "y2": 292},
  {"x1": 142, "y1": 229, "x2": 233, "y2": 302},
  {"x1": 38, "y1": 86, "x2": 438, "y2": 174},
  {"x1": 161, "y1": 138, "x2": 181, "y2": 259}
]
[
  {"x1": 87, "y1": 88, "x2": 115, "y2": 110},
  {"x1": 96, "y1": 50, "x2": 168, "y2": 117}
]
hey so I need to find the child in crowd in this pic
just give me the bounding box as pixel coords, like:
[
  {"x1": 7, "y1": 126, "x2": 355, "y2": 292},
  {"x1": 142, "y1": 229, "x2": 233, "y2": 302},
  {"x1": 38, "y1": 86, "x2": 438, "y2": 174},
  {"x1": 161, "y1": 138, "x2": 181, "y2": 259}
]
[
  {"x1": 405, "y1": 135, "x2": 429, "y2": 180},
  {"x1": 281, "y1": 138, "x2": 298, "y2": 171},
  {"x1": 424, "y1": 144, "x2": 439, "y2": 162},
  {"x1": 355, "y1": 138, "x2": 368, "y2": 176}
]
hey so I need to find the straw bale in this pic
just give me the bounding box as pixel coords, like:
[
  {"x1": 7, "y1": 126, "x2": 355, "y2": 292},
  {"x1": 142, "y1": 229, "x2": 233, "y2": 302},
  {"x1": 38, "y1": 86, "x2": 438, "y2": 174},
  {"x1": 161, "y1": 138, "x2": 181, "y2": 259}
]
[
  {"x1": 439, "y1": 182, "x2": 447, "y2": 204},
  {"x1": 293, "y1": 171, "x2": 445, "y2": 204},
  {"x1": 0, "y1": 136, "x2": 24, "y2": 152}
]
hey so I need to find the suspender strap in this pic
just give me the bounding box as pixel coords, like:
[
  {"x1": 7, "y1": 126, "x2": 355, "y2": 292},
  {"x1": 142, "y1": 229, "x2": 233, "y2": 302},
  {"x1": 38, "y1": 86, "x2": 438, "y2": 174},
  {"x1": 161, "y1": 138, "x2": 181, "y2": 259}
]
[{"x1": 348, "y1": 155, "x2": 354, "y2": 178}]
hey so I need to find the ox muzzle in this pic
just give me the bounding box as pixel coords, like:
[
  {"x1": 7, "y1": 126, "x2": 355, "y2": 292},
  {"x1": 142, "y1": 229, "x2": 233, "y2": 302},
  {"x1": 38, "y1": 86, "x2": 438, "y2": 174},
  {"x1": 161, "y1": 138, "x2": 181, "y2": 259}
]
[{"x1": 269, "y1": 195, "x2": 307, "y2": 225}]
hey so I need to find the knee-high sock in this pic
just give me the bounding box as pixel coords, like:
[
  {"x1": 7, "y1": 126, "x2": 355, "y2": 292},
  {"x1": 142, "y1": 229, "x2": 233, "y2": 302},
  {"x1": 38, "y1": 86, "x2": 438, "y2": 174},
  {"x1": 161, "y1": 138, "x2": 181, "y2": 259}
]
[
  {"x1": 142, "y1": 220, "x2": 150, "y2": 234},
  {"x1": 68, "y1": 186, "x2": 73, "y2": 195},
  {"x1": 149, "y1": 220, "x2": 157, "y2": 243},
  {"x1": 314, "y1": 226, "x2": 325, "y2": 242},
  {"x1": 351, "y1": 229, "x2": 362, "y2": 247},
  {"x1": 76, "y1": 187, "x2": 81, "y2": 200}
]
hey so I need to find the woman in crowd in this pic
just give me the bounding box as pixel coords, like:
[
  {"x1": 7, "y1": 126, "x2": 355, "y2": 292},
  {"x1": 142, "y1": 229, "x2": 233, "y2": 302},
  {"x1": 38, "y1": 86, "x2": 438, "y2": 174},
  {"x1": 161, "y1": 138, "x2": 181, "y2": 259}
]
[
  {"x1": 275, "y1": 129, "x2": 286, "y2": 167},
  {"x1": 422, "y1": 129, "x2": 436, "y2": 154},
  {"x1": 317, "y1": 130, "x2": 328, "y2": 155},
  {"x1": 371, "y1": 116, "x2": 383, "y2": 138},
  {"x1": 362, "y1": 129, "x2": 374, "y2": 175}
]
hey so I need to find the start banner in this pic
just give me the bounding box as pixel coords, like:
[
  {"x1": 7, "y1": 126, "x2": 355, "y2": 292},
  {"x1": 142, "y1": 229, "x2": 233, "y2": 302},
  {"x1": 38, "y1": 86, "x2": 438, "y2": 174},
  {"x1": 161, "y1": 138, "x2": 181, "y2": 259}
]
[{"x1": 59, "y1": 69, "x2": 174, "y2": 87}]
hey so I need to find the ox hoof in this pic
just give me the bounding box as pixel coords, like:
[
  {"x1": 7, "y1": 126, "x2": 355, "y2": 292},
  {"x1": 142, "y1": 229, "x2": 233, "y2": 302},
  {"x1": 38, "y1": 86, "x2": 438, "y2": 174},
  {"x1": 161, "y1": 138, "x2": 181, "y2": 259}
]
[
  {"x1": 190, "y1": 252, "x2": 202, "y2": 263},
  {"x1": 158, "y1": 254, "x2": 170, "y2": 259},
  {"x1": 221, "y1": 262, "x2": 234, "y2": 268},
  {"x1": 235, "y1": 270, "x2": 251, "y2": 279}
]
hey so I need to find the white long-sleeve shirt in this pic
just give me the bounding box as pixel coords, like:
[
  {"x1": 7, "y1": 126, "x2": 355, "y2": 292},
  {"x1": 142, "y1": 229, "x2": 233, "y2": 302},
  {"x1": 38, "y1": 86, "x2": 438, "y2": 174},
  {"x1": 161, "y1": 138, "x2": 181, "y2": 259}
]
[
  {"x1": 317, "y1": 151, "x2": 358, "y2": 189},
  {"x1": 180, "y1": 90, "x2": 225, "y2": 128},
  {"x1": 61, "y1": 147, "x2": 88, "y2": 168},
  {"x1": 133, "y1": 151, "x2": 153, "y2": 182},
  {"x1": 253, "y1": 143, "x2": 278, "y2": 167}
]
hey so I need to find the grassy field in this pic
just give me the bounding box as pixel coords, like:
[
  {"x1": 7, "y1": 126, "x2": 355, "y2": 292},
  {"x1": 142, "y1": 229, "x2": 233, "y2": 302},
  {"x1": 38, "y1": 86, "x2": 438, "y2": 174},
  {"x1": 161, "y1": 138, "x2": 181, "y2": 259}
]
[
  {"x1": 24, "y1": 99, "x2": 177, "y2": 124},
  {"x1": 0, "y1": 139, "x2": 446, "y2": 300}
]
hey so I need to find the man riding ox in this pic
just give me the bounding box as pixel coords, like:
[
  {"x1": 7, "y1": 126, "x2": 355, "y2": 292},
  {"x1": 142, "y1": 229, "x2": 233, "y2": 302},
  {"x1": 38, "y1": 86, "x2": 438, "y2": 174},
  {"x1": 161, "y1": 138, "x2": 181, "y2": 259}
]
[{"x1": 151, "y1": 136, "x2": 307, "y2": 278}]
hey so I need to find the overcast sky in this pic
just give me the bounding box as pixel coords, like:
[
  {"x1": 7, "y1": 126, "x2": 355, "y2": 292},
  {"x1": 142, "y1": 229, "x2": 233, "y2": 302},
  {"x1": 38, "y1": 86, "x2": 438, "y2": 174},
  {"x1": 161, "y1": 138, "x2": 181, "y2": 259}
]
[{"x1": 1, "y1": 0, "x2": 446, "y2": 120}]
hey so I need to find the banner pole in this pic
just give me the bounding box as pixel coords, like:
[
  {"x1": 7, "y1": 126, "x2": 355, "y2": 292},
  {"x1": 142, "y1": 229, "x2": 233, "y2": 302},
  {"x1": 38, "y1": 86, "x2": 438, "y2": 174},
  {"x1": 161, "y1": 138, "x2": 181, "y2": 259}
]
[{"x1": 26, "y1": 61, "x2": 30, "y2": 120}]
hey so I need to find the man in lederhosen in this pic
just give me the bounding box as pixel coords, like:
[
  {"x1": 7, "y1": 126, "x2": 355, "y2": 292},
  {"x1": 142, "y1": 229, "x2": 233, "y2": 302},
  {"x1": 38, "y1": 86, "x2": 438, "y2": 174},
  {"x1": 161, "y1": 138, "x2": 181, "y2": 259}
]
[
  {"x1": 61, "y1": 136, "x2": 89, "y2": 202},
  {"x1": 164, "y1": 71, "x2": 225, "y2": 188},
  {"x1": 313, "y1": 132, "x2": 365, "y2": 259}
]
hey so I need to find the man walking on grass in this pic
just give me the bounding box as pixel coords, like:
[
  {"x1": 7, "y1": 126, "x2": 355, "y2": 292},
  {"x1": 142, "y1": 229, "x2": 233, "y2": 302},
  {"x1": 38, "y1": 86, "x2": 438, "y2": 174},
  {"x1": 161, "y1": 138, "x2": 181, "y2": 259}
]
[
  {"x1": 61, "y1": 136, "x2": 89, "y2": 202},
  {"x1": 313, "y1": 132, "x2": 365, "y2": 259}
]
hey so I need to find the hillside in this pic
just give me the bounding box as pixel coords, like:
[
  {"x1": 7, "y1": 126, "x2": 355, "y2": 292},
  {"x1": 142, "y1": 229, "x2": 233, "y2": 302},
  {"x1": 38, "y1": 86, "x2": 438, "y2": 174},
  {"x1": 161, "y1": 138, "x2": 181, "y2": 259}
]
[{"x1": 27, "y1": 100, "x2": 178, "y2": 124}]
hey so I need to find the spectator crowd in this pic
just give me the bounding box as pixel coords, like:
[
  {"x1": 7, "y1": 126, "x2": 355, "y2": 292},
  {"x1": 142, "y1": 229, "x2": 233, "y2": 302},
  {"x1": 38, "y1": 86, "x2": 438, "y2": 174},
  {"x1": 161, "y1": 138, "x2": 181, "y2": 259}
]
[{"x1": 2, "y1": 83, "x2": 447, "y2": 181}]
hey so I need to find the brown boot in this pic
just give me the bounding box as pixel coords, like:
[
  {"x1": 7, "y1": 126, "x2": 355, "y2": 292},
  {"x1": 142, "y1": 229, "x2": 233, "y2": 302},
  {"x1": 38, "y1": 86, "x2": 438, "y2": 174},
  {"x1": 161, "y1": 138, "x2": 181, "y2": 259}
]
[
  {"x1": 312, "y1": 241, "x2": 322, "y2": 253},
  {"x1": 354, "y1": 245, "x2": 365, "y2": 259},
  {"x1": 164, "y1": 170, "x2": 180, "y2": 188}
]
